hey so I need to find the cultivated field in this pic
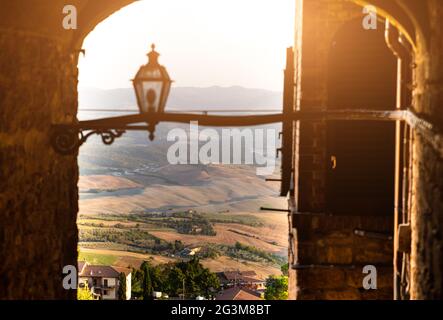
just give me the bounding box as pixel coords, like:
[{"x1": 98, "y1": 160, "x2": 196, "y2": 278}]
[
  {"x1": 79, "y1": 248, "x2": 281, "y2": 280},
  {"x1": 79, "y1": 248, "x2": 176, "y2": 268},
  {"x1": 78, "y1": 148, "x2": 288, "y2": 277}
]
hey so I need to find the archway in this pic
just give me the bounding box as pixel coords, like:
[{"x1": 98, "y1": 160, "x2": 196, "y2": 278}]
[
  {"x1": 325, "y1": 18, "x2": 397, "y2": 215},
  {"x1": 74, "y1": 0, "x2": 294, "y2": 299}
]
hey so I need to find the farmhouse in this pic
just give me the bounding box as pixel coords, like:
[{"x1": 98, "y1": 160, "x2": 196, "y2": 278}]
[
  {"x1": 78, "y1": 262, "x2": 131, "y2": 300},
  {"x1": 217, "y1": 270, "x2": 266, "y2": 292}
]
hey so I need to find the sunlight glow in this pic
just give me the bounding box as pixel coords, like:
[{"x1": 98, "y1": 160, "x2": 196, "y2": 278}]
[{"x1": 78, "y1": 0, "x2": 295, "y2": 91}]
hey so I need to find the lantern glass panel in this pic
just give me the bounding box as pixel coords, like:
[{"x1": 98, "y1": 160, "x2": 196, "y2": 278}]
[
  {"x1": 133, "y1": 44, "x2": 172, "y2": 114},
  {"x1": 135, "y1": 80, "x2": 163, "y2": 113}
]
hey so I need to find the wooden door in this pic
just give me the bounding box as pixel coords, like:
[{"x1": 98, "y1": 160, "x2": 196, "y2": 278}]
[{"x1": 326, "y1": 19, "x2": 397, "y2": 216}]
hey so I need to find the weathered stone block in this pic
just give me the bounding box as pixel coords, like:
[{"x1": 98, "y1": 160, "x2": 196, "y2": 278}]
[{"x1": 296, "y1": 268, "x2": 346, "y2": 290}]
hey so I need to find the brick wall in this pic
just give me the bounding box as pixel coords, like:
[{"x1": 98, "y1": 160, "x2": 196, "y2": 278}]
[{"x1": 296, "y1": 0, "x2": 360, "y2": 213}]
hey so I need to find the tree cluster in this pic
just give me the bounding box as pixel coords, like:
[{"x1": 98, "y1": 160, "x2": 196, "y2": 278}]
[{"x1": 131, "y1": 258, "x2": 220, "y2": 300}]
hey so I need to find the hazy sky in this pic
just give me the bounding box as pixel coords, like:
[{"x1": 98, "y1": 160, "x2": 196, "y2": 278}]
[{"x1": 78, "y1": 0, "x2": 295, "y2": 91}]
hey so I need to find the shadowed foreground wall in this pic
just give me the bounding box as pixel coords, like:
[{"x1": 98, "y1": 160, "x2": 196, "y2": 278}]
[
  {"x1": 410, "y1": 0, "x2": 443, "y2": 299},
  {"x1": 0, "y1": 0, "x2": 135, "y2": 300},
  {"x1": 0, "y1": 29, "x2": 78, "y2": 299}
]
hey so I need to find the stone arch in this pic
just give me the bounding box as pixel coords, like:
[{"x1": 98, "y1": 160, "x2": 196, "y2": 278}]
[
  {"x1": 350, "y1": 0, "x2": 429, "y2": 52},
  {"x1": 69, "y1": 0, "x2": 427, "y2": 59},
  {"x1": 70, "y1": 0, "x2": 136, "y2": 52}
]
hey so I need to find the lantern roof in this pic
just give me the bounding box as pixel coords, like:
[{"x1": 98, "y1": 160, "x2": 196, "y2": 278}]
[{"x1": 133, "y1": 43, "x2": 171, "y2": 82}]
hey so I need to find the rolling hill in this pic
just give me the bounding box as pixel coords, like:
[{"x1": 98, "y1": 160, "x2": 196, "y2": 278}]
[{"x1": 77, "y1": 86, "x2": 288, "y2": 278}]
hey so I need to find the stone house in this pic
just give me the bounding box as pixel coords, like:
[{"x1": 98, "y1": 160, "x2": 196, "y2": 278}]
[
  {"x1": 78, "y1": 261, "x2": 131, "y2": 300},
  {"x1": 217, "y1": 271, "x2": 266, "y2": 292}
]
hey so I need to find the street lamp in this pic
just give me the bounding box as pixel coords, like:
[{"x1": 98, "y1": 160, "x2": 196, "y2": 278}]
[
  {"x1": 133, "y1": 44, "x2": 172, "y2": 140},
  {"x1": 51, "y1": 44, "x2": 289, "y2": 156},
  {"x1": 50, "y1": 45, "x2": 296, "y2": 196}
]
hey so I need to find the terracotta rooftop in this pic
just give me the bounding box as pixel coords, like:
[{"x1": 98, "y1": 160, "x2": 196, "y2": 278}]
[
  {"x1": 217, "y1": 271, "x2": 263, "y2": 283},
  {"x1": 113, "y1": 266, "x2": 132, "y2": 276},
  {"x1": 216, "y1": 287, "x2": 262, "y2": 301},
  {"x1": 78, "y1": 261, "x2": 87, "y2": 274},
  {"x1": 78, "y1": 263, "x2": 120, "y2": 278}
]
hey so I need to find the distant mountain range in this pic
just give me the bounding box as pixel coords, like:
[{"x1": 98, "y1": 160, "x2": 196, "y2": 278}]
[{"x1": 78, "y1": 86, "x2": 282, "y2": 110}]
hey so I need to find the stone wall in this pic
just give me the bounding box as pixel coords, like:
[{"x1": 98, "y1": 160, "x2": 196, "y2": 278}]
[
  {"x1": 0, "y1": 29, "x2": 78, "y2": 299},
  {"x1": 0, "y1": 0, "x2": 138, "y2": 300},
  {"x1": 409, "y1": 0, "x2": 443, "y2": 299},
  {"x1": 291, "y1": 213, "x2": 393, "y2": 300},
  {"x1": 411, "y1": 138, "x2": 443, "y2": 299},
  {"x1": 290, "y1": 0, "x2": 443, "y2": 301}
]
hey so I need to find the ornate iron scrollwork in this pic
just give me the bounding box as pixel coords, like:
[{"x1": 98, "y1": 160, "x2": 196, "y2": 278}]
[
  {"x1": 51, "y1": 125, "x2": 125, "y2": 155},
  {"x1": 50, "y1": 126, "x2": 79, "y2": 155},
  {"x1": 94, "y1": 129, "x2": 126, "y2": 145}
]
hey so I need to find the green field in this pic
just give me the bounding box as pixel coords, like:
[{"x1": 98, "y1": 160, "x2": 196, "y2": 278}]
[{"x1": 78, "y1": 251, "x2": 118, "y2": 265}]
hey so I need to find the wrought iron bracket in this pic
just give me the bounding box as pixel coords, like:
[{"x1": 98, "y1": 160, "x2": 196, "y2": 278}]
[
  {"x1": 50, "y1": 112, "x2": 284, "y2": 155},
  {"x1": 50, "y1": 125, "x2": 126, "y2": 155},
  {"x1": 50, "y1": 109, "x2": 442, "y2": 158}
]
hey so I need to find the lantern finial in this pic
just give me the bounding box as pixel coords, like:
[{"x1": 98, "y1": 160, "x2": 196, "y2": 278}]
[{"x1": 147, "y1": 43, "x2": 160, "y2": 65}]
